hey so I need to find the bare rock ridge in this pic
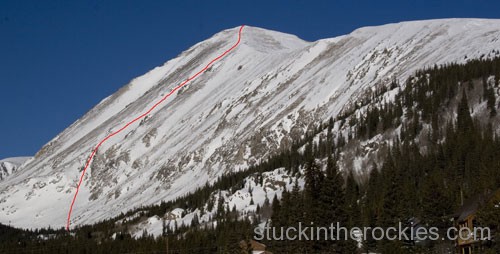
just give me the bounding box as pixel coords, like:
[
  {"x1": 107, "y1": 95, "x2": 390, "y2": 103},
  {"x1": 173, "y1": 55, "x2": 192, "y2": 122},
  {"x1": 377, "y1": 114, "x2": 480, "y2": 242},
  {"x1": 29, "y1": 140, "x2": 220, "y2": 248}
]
[{"x1": 1, "y1": 19, "x2": 500, "y2": 229}]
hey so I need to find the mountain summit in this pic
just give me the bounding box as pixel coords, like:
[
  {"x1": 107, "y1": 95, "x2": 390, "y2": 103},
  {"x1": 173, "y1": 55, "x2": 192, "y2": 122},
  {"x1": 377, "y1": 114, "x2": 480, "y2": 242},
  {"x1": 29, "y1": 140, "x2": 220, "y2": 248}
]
[{"x1": 1, "y1": 19, "x2": 500, "y2": 229}]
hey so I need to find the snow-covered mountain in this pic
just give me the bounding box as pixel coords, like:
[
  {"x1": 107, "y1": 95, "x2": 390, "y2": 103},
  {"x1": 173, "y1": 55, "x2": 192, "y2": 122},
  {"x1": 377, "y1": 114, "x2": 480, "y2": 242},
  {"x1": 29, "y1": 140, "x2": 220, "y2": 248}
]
[
  {"x1": 0, "y1": 157, "x2": 31, "y2": 181},
  {"x1": 1, "y1": 19, "x2": 500, "y2": 229}
]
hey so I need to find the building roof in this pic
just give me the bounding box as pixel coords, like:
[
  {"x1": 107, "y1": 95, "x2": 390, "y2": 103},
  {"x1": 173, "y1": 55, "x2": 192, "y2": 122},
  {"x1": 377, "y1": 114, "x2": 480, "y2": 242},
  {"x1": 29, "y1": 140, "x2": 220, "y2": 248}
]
[{"x1": 454, "y1": 189, "x2": 500, "y2": 222}]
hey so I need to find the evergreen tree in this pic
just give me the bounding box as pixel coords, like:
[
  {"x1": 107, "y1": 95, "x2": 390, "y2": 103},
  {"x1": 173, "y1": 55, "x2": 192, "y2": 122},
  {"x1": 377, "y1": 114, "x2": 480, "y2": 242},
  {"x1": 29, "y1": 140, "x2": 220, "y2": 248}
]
[
  {"x1": 421, "y1": 171, "x2": 452, "y2": 228},
  {"x1": 304, "y1": 159, "x2": 323, "y2": 202},
  {"x1": 457, "y1": 89, "x2": 474, "y2": 135},
  {"x1": 344, "y1": 171, "x2": 361, "y2": 227},
  {"x1": 476, "y1": 191, "x2": 500, "y2": 253},
  {"x1": 216, "y1": 192, "x2": 225, "y2": 219},
  {"x1": 486, "y1": 87, "x2": 497, "y2": 117}
]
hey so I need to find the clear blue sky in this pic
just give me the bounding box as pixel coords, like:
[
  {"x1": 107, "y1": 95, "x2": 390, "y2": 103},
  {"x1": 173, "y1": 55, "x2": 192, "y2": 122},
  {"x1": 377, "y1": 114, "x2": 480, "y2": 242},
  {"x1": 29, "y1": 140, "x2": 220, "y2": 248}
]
[{"x1": 0, "y1": 0, "x2": 499, "y2": 158}]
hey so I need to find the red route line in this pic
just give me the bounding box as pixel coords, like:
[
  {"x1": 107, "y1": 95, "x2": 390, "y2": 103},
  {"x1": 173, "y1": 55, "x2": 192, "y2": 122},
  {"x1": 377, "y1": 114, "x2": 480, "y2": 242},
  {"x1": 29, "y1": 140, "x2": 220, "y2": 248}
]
[{"x1": 66, "y1": 25, "x2": 245, "y2": 231}]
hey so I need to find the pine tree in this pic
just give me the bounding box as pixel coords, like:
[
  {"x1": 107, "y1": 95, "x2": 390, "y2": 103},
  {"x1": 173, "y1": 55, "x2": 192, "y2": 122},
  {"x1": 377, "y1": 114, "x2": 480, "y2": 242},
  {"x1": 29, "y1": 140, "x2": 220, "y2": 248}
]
[
  {"x1": 457, "y1": 89, "x2": 473, "y2": 134},
  {"x1": 344, "y1": 171, "x2": 361, "y2": 227},
  {"x1": 192, "y1": 212, "x2": 199, "y2": 227},
  {"x1": 162, "y1": 218, "x2": 167, "y2": 237},
  {"x1": 486, "y1": 87, "x2": 497, "y2": 117},
  {"x1": 216, "y1": 192, "x2": 225, "y2": 219},
  {"x1": 421, "y1": 171, "x2": 452, "y2": 229},
  {"x1": 304, "y1": 159, "x2": 323, "y2": 202},
  {"x1": 361, "y1": 164, "x2": 380, "y2": 252},
  {"x1": 316, "y1": 156, "x2": 350, "y2": 251},
  {"x1": 476, "y1": 191, "x2": 500, "y2": 252}
]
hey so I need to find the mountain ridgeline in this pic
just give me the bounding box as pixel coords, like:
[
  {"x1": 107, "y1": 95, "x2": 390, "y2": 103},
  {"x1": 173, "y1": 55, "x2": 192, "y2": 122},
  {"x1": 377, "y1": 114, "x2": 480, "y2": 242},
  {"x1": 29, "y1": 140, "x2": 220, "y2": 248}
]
[{"x1": 1, "y1": 55, "x2": 500, "y2": 253}]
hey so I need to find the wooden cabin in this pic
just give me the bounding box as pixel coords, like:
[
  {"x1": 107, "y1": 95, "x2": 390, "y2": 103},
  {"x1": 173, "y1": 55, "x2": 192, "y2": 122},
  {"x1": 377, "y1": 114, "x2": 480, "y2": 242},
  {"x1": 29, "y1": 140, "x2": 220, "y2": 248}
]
[{"x1": 453, "y1": 189, "x2": 499, "y2": 254}]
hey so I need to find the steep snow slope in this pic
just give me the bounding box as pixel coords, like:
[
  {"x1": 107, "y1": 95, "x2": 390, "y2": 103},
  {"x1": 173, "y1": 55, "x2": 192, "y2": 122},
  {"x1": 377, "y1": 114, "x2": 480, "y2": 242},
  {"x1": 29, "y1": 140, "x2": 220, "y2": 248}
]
[
  {"x1": 0, "y1": 157, "x2": 31, "y2": 181},
  {"x1": 1, "y1": 19, "x2": 500, "y2": 229}
]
